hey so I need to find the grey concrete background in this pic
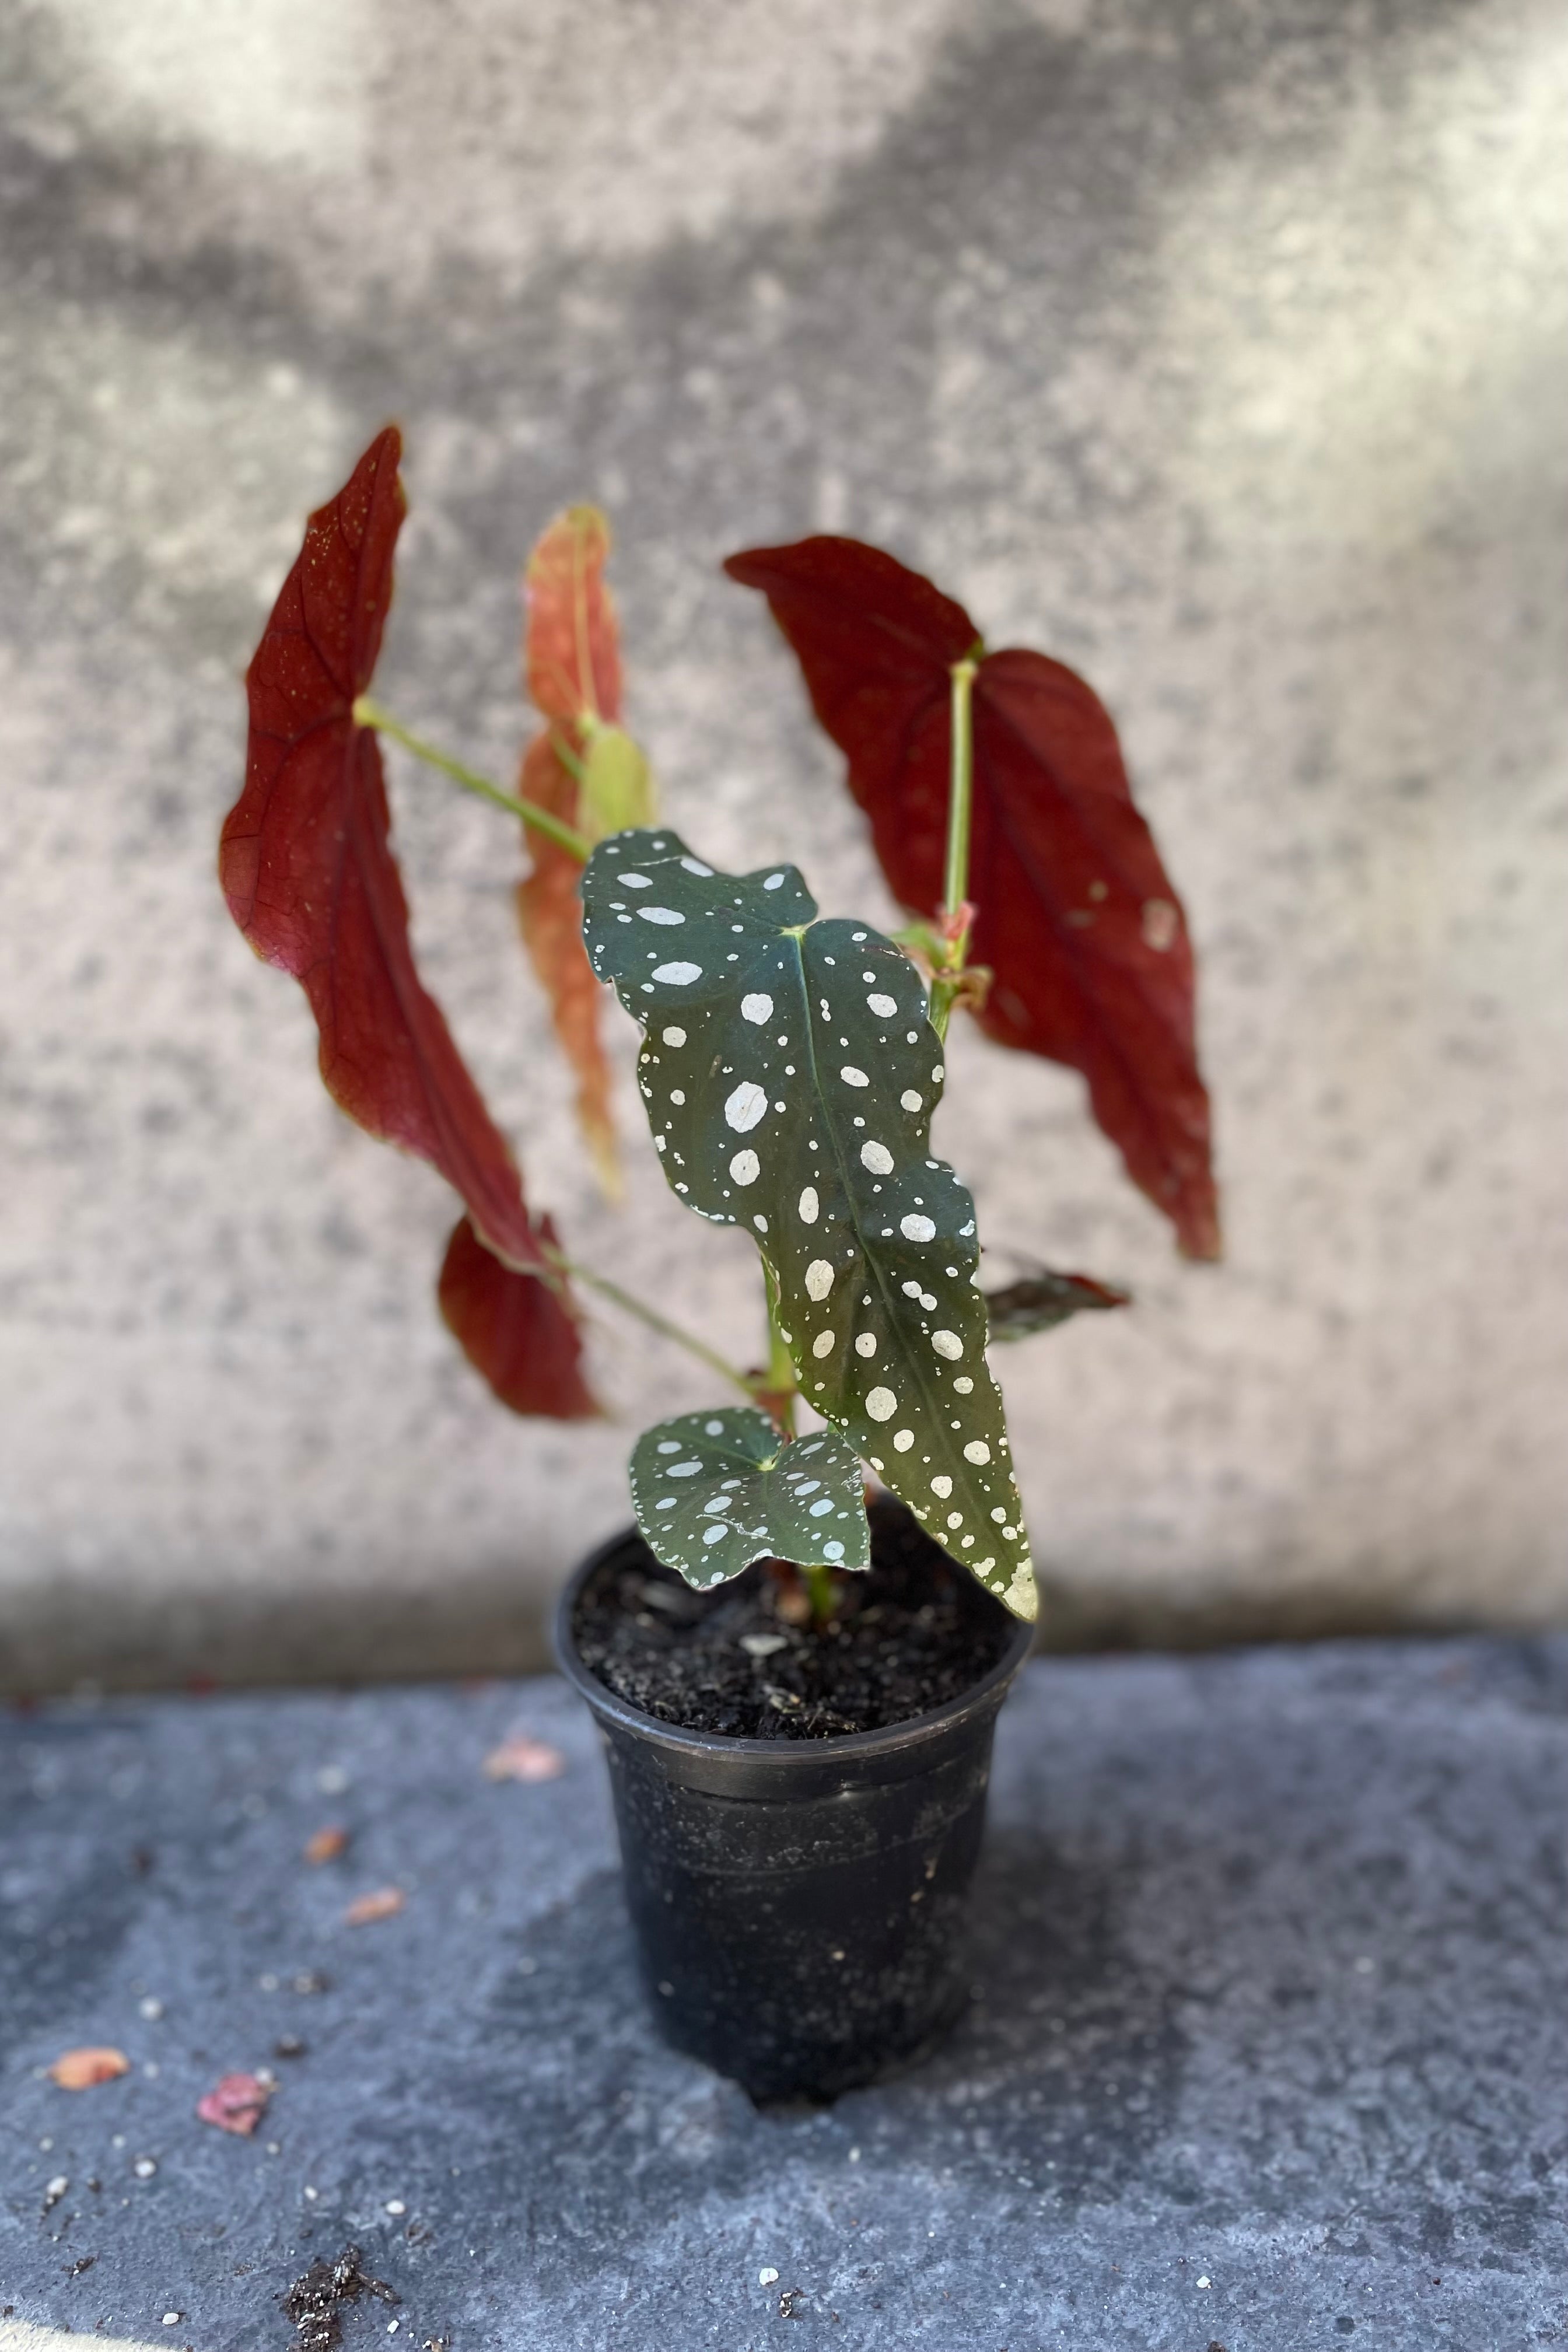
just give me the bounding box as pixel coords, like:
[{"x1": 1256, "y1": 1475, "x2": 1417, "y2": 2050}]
[
  {"x1": 5, "y1": 1641, "x2": 1568, "y2": 2346},
  {"x1": 1, "y1": 0, "x2": 1566, "y2": 1689}
]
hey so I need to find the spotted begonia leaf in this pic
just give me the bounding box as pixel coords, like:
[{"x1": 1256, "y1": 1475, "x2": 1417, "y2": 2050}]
[
  {"x1": 580, "y1": 828, "x2": 1037, "y2": 1620},
  {"x1": 631, "y1": 1408, "x2": 870, "y2": 1590}
]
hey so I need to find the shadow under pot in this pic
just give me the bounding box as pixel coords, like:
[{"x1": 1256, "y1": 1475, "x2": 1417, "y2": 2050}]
[{"x1": 554, "y1": 1505, "x2": 1033, "y2": 2104}]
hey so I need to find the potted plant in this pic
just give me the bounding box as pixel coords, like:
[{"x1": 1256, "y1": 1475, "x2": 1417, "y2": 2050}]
[{"x1": 220, "y1": 429, "x2": 1217, "y2": 2101}]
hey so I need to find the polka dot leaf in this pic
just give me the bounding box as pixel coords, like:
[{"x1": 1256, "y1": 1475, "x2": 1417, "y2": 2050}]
[
  {"x1": 581, "y1": 828, "x2": 1036, "y2": 1620},
  {"x1": 630, "y1": 1409, "x2": 871, "y2": 1591}
]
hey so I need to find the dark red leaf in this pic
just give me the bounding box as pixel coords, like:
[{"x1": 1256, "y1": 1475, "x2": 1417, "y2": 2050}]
[
  {"x1": 438, "y1": 1213, "x2": 598, "y2": 1420},
  {"x1": 722, "y1": 537, "x2": 1220, "y2": 1259},
  {"x1": 221, "y1": 429, "x2": 598, "y2": 1413}
]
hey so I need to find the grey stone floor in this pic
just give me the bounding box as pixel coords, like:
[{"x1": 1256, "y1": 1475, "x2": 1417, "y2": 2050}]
[{"x1": 4, "y1": 1640, "x2": 1566, "y2": 2351}]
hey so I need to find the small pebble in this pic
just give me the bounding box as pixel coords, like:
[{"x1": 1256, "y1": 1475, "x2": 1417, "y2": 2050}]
[
  {"x1": 139, "y1": 1997, "x2": 164, "y2": 2021},
  {"x1": 38, "y1": 2138, "x2": 53, "y2": 2152},
  {"x1": 1196, "y1": 2275, "x2": 1212, "y2": 2288},
  {"x1": 317, "y1": 1765, "x2": 349, "y2": 1794},
  {"x1": 134, "y1": 2159, "x2": 157, "y2": 2180},
  {"x1": 258, "y1": 1974, "x2": 279, "y2": 1993},
  {"x1": 143, "y1": 2062, "x2": 160, "y2": 2078},
  {"x1": 759, "y1": 2267, "x2": 779, "y2": 2287},
  {"x1": 385, "y1": 2200, "x2": 406, "y2": 2216},
  {"x1": 304, "y1": 2185, "x2": 318, "y2": 2201},
  {"x1": 162, "y1": 2313, "x2": 181, "y2": 2326},
  {"x1": 740, "y1": 1633, "x2": 788, "y2": 1659},
  {"x1": 848, "y1": 2148, "x2": 860, "y2": 2162}
]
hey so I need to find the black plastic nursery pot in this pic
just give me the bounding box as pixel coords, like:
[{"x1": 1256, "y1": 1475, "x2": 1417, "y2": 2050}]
[{"x1": 554, "y1": 1522, "x2": 1034, "y2": 2104}]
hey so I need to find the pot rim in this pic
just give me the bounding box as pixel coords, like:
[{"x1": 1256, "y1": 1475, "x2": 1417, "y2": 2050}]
[{"x1": 553, "y1": 1520, "x2": 1035, "y2": 1768}]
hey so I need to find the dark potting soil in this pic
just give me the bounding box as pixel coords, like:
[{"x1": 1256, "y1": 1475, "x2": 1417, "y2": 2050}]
[{"x1": 572, "y1": 1494, "x2": 1016, "y2": 1740}]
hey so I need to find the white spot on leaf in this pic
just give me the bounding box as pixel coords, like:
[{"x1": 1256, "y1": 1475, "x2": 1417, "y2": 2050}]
[
  {"x1": 812, "y1": 1330, "x2": 835, "y2": 1359},
  {"x1": 892, "y1": 1429, "x2": 914, "y2": 1452},
  {"x1": 901, "y1": 1213, "x2": 936, "y2": 1242},
  {"x1": 661, "y1": 1025, "x2": 687, "y2": 1046},
  {"x1": 680, "y1": 856, "x2": 714, "y2": 876},
  {"x1": 741, "y1": 993, "x2": 774, "y2": 1024},
  {"x1": 861, "y1": 1142, "x2": 894, "y2": 1175},
  {"x1": 797, "y1": 1186, "x2": 820, "y2": 1224},
  {"x1": 932, "y1": 1331, "x2": 963, "y2": 1360},
  {"x1": 963, "y1": 1440, "x2": 992, "y2": 1465},
  {"x1": 764, "y1": 872, "x2": 786, "y2": 891},
  {"x1": 638, "y1": 907, "x2": 685, "y2": 925},
  {"x1": 620, "y1": 872, "x2": 652, "y2": 887},
  {"x1": 855, "y1": 1332, "x2": 876, "y2": 1357},
  {"x1": 805, "y1": 1260, "x2": 835, "y2": 1301},
  {"x1": 865, "y1": 1387, "x2": 897, "y2": 1422},
  {"x1": 652, "y1": 961, "x2": 702, "y2": 984},
  {"x1": 839, "y1": 1066, "x2": 869, "y2": 1088},
  {"x1": 866, "y1": 993, "x2": 898, "y2": 1017},
  {"x1": 730, "y1": 1150, "x2": 761, "y2": 1186},
  {"x1": 724, "y1": 1082, "x2": 768, "y2": 1132},
  {"x1": 931, "y1": 1475, "x2": 953, "y2": 1498}
]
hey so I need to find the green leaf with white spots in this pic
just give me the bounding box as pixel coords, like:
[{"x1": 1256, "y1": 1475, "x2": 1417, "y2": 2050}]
[
  {"x1": 581, "y1": 827, "x2": 1037, "y2": 1622},
  {"x1": 631, "y1": 1408, "x2": 871, "y2": 1590}
]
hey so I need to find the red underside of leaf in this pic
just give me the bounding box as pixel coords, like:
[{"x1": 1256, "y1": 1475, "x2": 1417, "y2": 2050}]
[
  {"x1": 220, "y1": 426, "x2": 597, "y2": 1412},
  {"x1": 438, "y1": 1213, "x2": 598, "y2": 1419},
  {"x1": 722, "y1": 536, "x2": 1221, "y2": 1260}
]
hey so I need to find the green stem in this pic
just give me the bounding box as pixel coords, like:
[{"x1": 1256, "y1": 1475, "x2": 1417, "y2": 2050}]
[
  {"x1": 354, "y1": 698, "x2": 594, "y2": 863},
  {"x1": 801, "y1": 1560, "x2": 837, "y2": 1626},
  {"x1": 929, "y1": 656, "x2": 978, "y2": 1044},
  {"x1": 764, "y1": 1261, "x2": 798, "y2": 1438},
  {"x1": 544, "y1": 1246, "x2": 761, "y2": 1404}
]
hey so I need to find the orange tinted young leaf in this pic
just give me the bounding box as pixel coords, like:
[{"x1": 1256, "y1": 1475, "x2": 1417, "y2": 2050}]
[
  {"x1": 517, "y1": 506, "x2": 654, "y2": 1195},
  {"x1": 516, "y1": 736, "x2": 620, "y2": 1196},
  {"x1": 49, "y1": 2046, "x2": 130, "y2": 2090},
  {"x1": 723, "y1": 537, "x2": 1220, "y2": 1261},
  {"x1": 524, "y1": 505, "x2": 621, "y2": 723},
  {"x1": 438, "y1": 1212, "x2": 598, "y2": 1420},
  {"x1": 219, "y1": 430, "x2": 598, "y2": 1414}
]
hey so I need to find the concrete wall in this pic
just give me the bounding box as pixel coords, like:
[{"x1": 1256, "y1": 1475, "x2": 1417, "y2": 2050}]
[{"x1": 2, "y1": 0, "x2": 1565, "y2": 1690}]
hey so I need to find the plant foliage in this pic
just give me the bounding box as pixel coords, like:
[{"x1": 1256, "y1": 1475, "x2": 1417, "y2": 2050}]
[{"x1": 580, "y1": 828, "x2": 1037, "y2": 1619}]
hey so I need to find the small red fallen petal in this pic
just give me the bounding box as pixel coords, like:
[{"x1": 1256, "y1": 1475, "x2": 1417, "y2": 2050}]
[
  {"x1": 484, "y1": 1733, "x2": 566, "y2": 1784},
  {"x1": 304, "y1": 1825, "x2": 349, "y2": 1866},
  {"x1": 197, "y1": 2072, "x2": 271, "y2": 2136},
  {"x1": 344, "y1": 1886, "x2": 406, "y2": 1926},
  {"x1": 49, "y1": 2046, "x2": 130, "y2": 2090}
]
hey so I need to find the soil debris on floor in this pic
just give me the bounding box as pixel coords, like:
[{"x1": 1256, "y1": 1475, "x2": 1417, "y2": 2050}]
[
  {"x1": 573, "y1": 1495, "x2": 1014, "y2": 1738},
  {"x1": 280, "y1": 2245, "x2": 398, "y2": 2352}
]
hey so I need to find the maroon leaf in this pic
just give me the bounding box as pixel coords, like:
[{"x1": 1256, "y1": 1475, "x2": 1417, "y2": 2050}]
[
  {"x1": 220, "y1": 428, "x2": 597, "y2": 1415},
  {"x1": 722, "y1": 537, "x2": 1220, "y2": 1259},
  {"x1": 438, "y1": 1213, "x2": 597, "y2": 1420}
]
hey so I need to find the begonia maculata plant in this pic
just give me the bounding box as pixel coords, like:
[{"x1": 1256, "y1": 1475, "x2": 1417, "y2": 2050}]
[{"x1": 220, "y1": 429, "x2": 1217, "y2": 1628}]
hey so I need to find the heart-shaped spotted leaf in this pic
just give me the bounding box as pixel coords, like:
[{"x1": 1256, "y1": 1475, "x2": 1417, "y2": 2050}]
[
  {"x1": 631, "y1": 1408, "x2": 869, "y2": 1590},
  {"x1": 581, "y1": 828, "x2": 1037, "y2": 1621}
]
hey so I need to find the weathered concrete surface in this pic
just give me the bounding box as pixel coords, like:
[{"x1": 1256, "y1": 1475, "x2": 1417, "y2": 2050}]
[
  {"x1": 2, "y1": 0, "x2": 1567, "y2": 1686},
  {"x1": 4, "y1": 1642, "x2": 1568, "y2": 2347}
]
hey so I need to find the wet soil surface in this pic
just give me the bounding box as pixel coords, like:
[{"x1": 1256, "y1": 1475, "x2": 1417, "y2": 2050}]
[{"x1": 571, "y1": 1496, "x2": 1016, "y2": 1738}]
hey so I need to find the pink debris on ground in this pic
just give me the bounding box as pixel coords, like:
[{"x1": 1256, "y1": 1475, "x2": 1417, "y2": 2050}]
[
  {"x1": 197, "y1": 2071, "x2": 272, "y2": 2136},
  {"x1": 483, "y1": 1732, "x2": 566, "y2": 1783}
]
